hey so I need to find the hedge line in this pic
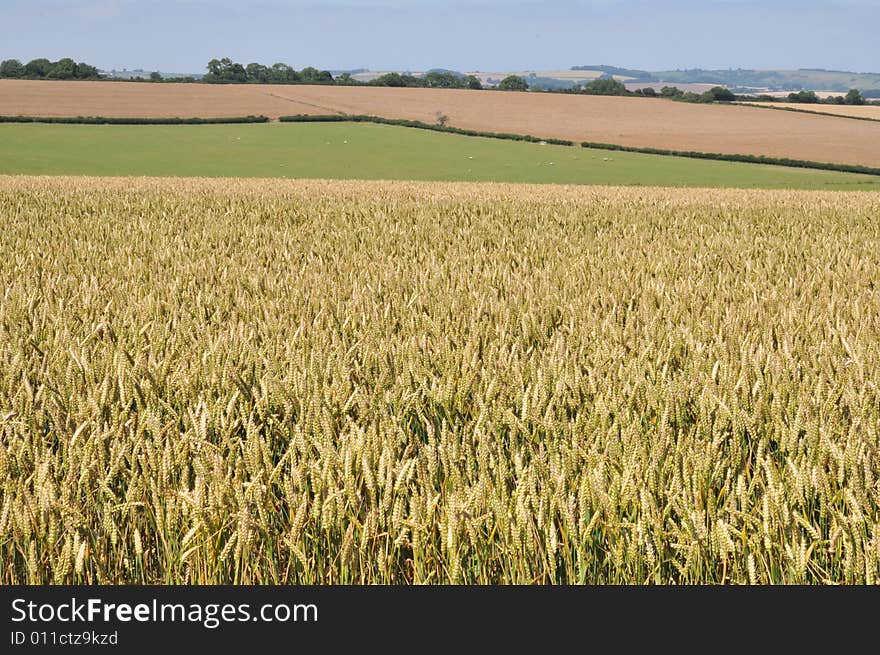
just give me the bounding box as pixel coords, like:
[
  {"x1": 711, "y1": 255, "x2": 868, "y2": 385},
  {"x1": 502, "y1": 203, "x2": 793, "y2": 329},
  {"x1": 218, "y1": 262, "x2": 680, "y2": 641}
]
[
  {"x1": 0, "y1": 115, "x2": 270, "y2": 124},
  {"x1": 279, "y1": 114, "x2": 575, "y2": 146},
  {"x1": 580, "y1": 141, "x2": 880, "y2": 177}
]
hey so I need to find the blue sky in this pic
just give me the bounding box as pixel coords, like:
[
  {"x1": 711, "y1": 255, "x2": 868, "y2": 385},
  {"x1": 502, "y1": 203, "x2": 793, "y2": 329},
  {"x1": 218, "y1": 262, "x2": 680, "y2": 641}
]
[{"x1": 2, "y1": 0, "x2": 877, "y2": 73}]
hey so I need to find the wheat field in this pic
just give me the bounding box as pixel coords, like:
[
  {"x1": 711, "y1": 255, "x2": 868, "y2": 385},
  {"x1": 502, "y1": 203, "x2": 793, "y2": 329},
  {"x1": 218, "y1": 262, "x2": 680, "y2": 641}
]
[{"x1": 1, "y1": 176, "x2": 879, "y2": 584}]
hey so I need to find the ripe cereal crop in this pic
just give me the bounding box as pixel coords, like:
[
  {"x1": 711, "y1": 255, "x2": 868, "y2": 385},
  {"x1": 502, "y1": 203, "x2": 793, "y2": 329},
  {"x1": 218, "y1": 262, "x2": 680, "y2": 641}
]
[{"x1": 1, "y1": 176, "x2": 879, "y2": 584}]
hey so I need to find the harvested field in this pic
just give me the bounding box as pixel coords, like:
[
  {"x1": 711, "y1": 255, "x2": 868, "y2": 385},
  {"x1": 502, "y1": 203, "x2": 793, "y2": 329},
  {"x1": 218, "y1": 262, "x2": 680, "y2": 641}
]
[
  {"x1": 741, "y1": 102, "x2": 880, "y2": 120},
  {"x1": 0, "y1": 79, "x2": 328, "y2": 118},
  {"x1": 2, "y1": 176, "x2": 879, "y2": 584},
  {"x1": 2, "y1": 80, "x2": 880, "y2": 167}
]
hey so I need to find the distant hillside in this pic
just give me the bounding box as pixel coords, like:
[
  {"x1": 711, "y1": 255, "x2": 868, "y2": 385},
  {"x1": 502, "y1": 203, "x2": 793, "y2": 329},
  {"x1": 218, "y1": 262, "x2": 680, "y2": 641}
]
[
  {"x1": 571, "y1": 65, "x2": 654, "y2": 81},
  {"x1": 651, "y1": 68, "x2": 880, "y2": 92},
  {"x1": 91, "y1": 64, "x2": 880, "y2": 93},
  {"x1": 425, "y1": 68, "x2": 467, "y2": 78}
]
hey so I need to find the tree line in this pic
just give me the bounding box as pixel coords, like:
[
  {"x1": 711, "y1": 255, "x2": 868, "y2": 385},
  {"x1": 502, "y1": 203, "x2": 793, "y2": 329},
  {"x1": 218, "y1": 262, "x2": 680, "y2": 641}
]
[
  {"x1": 199, "y1": 62, "x2": 722, "y2": 101},
  {"x1": 557, "y1": 77, "x2": 870, "y2": 106},
  {"x1": 781, "y1": 89, "x2": 866, "y2": 105},
  {"x1": 552, "y1": 77, "x2": 737, "y2": 103},
  {"x1": 364, "y1": 71, "x2": 483, "y2": 89},
  {"x1": 0, "y1": 58, "x2": 101, "y2": 80},
  {"x1": 1, "y1": 56, "x2": 872, "y2": 107},
  {"x1": 202, "y1": 57, "x2": 487, "y2": 89},
  {"x1": 204, "y1": 58, "x2": 334, "y2": 84}
]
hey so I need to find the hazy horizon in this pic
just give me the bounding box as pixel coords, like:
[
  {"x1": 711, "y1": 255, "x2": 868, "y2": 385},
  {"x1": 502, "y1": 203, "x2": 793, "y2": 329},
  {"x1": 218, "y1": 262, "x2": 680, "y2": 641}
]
[{"x1": 2, "y1": 0, "x2": 878, "y2": 75}]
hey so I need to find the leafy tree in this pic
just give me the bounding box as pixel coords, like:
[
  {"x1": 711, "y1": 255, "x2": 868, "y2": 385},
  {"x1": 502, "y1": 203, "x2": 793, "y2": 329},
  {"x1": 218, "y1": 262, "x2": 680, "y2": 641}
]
[
  {"x1": 707, "y1": 86, "x2": 736, "y2": 101},
  {"x1": 466, "y1": 75, "x2": 483, "y2": 90},
  {"x1": 206, "y1": 58, "x2": 224, "y2": 77},
  {"x1": 634, "y1": 87, "x2": 657, "y2": 97},
  {"x1": 245, "y1": 63, "x2": 270, "y2": 83},
  {"x1": 47, "y1": 58, "x2": 77, "y2": 79},
  {"x1": 661, "y1": 86, "x2": 684, "y2": 98},
  {"x1": 0, "y1": 59, "x2": 25, "y2": 78},
  {"x1": 787, "y1": 90, "x2": 819, "y2": 103},
  {"x1": 300, "y1": 67, "x2": 333, "y2": 83},
  {"x1": 270, "y1": 63, "x2": 300, "y2": 83},
  {"x1": 76, "y1": 63, "x2": 100, "y2": 79},
  {"x1": 371, "y1": 72, "x2": 423, "y2": 87},
  {"x1": 335, "y1": 73, "x2": 358, "y2": 85},
  {"x1": 204, "y1": 58, "x2": 229, "y2": 82},
  {"x1": 581, "y1": 77, "x2": 628, "y2": 95},
  {"x1": 150, "y1": 71, "x2": 163, "y2": 82},
  {"x1": 498, "y1": 75, "x2": 528, "y2": 91},
  {"x1": 844, "y1": 88, "x2": 865, "y2": 105},
  {"x1": 423, "y1": 71, "x2": 461, "y2": 88},
  {"x1": 204, "y1": 57, "x2": 247, "y2": 82},
  {"x1": 9, "y1": 58, "x2": 100, "y2": 80},
  {"x1": 25, "y1": 58, "x2": 53, "y2": 78},
  {"x1": 229, "y1": 62, "x2": 248, "y2": 82},
  {"x1": 372, "y1": 72, "x2": 408, "y2": 87}
]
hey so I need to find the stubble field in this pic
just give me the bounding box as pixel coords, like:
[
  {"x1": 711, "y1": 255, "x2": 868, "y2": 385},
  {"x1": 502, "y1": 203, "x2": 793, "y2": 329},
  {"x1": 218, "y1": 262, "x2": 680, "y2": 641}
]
[
  {"x1": 740, "y1": 102, "x2": 880, "y2": 121},
  {"x1": 2, "y1": 80, "x2": 880, "y2": 168},
  {"x1": 2, "y1": 176, "x2": 879, "y2": 584}
]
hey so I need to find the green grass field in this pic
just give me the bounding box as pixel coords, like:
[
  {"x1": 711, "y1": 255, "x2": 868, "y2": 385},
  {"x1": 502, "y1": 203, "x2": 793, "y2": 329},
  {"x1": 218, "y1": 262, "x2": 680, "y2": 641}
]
[{"x1": 2, "y1": 122, "x2": 879, "y2": 189}]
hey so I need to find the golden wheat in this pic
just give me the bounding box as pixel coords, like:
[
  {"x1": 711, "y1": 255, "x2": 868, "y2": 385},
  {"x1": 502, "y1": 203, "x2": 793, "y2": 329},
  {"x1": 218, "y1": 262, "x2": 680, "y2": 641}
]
[{"x1": 1, "y1": 176, "x2": 879, "y2": 584}]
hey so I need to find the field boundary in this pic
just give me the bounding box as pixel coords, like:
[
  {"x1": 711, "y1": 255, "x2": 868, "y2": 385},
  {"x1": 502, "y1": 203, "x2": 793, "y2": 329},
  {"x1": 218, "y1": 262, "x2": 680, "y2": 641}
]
[
  {"x1": 278, "y1": 113, "x2": 576, "y2": 146},
  {"x1": 2, "y1": 112, "x2": 878, "y2": 176},
  {"x1": 0, "y1": 115, "x2": 270, "y2": 124},
  {"x1": 736, "y1": 102, "x2": 880, "y2": 123},
  {"x1": 578, "y1": 141, "x2": 880, "y2": 176},
  {"x1": 279, "y1": 113, "x2": 880, "y2": 176}
]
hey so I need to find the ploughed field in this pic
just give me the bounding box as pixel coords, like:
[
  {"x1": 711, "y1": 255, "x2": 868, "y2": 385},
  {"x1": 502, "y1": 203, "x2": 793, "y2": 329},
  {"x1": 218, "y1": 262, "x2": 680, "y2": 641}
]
[
  {"x1": 2, "y1": 122, "x2": 879, "y2": 189},
  {"x1": 2, "y1": 80, "x2": 880, "y2": 168},
  {"x1": 2, "y1": 176, "x2": 879, "y2": 584}
]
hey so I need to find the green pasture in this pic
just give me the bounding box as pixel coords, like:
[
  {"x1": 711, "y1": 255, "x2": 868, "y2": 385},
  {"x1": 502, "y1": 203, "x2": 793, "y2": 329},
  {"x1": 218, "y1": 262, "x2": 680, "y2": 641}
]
[{"x1": 1, "y1": 122, "x2": 878, "y2": 189}]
